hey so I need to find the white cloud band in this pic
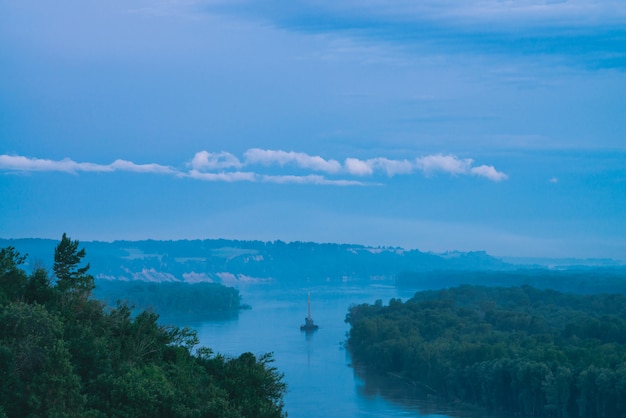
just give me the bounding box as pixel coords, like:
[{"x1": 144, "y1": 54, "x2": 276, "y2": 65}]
[
  {"x1": 244, "y1": 148, "x2": 342, "y2": 173},
  {"x1": 0, "y1": 155, "x2": 177, "y2": 175},
  {"x1": 190, "y1": 151, "x2": 242, "y2": 171},
  {"x1": 1, "y1": 149, "x2": 508, "y2": 184}
]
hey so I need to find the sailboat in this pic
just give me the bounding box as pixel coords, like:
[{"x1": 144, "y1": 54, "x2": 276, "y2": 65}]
[{"x1": 300, "y1": 292, "x2": 319, "y2": 332}]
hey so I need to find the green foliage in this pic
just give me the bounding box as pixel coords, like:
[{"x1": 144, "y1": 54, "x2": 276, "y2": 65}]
[
  {"x1": 24, "y1": 268, "x2": 55, "y2": 305},
  {"x1": 346, "y1": 285, "x2": 626, "y2": 418},
  {"x1": 93, "y1": 281, "x2": 247, "y2": 319},
  {"x1": 54, "y1": 233, "x2": 94, "y2": 294},
  {"x1": 0, "y1": 302, "x2": 85, "y2": 416},
  {"x1": 0, "y1": 236, "x2": 287, "y2": 418},
  {"x1": 0, "y1": 247, "x2": 28, "y2": 304},
  {"x1": 203, "y1": 352, "x2": 286, "y2": 418}
]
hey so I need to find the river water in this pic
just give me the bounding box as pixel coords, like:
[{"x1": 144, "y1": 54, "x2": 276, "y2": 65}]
[{"x1": 176, "y1": 283, "x2": 474, "y2": 418}]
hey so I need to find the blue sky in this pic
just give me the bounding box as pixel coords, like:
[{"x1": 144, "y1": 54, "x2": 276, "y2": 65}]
[{"x1": 1, "y1": 0, "x2": 625, "y2": 259}]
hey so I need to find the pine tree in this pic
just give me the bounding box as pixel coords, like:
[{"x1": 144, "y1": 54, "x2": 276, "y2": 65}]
[{"x1": 53, "y1": 233, "x2": 94, "y2": 295}]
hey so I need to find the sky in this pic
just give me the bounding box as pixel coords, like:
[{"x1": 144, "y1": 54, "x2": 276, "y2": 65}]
[{"x1": 1, "y1": 0, "x2": 625, "y2": 260}]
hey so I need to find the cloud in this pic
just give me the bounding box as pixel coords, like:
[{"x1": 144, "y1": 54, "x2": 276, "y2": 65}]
[
  {"x1": 109, "y1": 159, "x2": 178, "y2": 174},
  {"x1": 0, "y1": 155, "x2": 176, "y2": 174},
  {"x1": 190, "y1": 151, "x2": 242, "y2": 170},
  {"x1": 470, "y1": 165, "x2": 509, "y2": 182},
  {"x1": 344, "y1": 157, "x2": 415, "y2": 177},
  {"x1": 369, "y1": 157, "x2": 415, "y2": 177},
  {"x1": 344, "y1": 158, "x2": 374, "y2": 176},
  {"x1": 244, "y1": 148, "x2": 342, "y2": 173},
  {"x1": 549, "y1": 177, "x2": 559, "y2": 183},
  {"x1": 1, "y1": 149, "x2": 508, "y2": 185},
  {"x1": 186, "y1": 169, "x2": 256, "y2": 182},
  {"x1": 413, "y1": 154, "x2": 508, "y2": 181},
  {"x1": 201, "y1": 0, "x2": 626, "y2": 72},
  {"x1": 0, "y1": 155, "x2": 102, "y2": 173},
  {"x1": 416, "y1": 154, "x2": 473, "y2": 176},
  {"x1": 236, "y1": 0, "x2": 626, "y2": 29},
  {"x1": 261, "y1": 174, "x2": 369, "y2": 186}
]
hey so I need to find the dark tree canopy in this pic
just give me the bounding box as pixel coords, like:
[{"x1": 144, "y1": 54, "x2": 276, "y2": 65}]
[
  {"x1": 53, "y1": 233, "x2": 94, "y2": 294},
  {"x1": 0, "y1": 235, "x2": 287, "y2": 418},
  {"x1": 0, "y1": 247, "x2": 28, "y2": 304},
  {"x1": 347, "y1": 285, "x2": 626, "y2": 418}
]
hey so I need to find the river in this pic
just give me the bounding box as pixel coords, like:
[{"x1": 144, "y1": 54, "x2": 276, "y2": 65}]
[{"x1": 175, "y1": 283, "x2": 476, "y2": 418}]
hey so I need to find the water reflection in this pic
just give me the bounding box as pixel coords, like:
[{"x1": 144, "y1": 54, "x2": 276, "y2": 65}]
[
  {"x1": 303, "y1": 329, "x2": 316, "y2": 341},
  {"x1": 303, "y1": 327, "x2": 314, "y2": 367},
  {"x1": 180, "y1": 284, "x2": 481, "y2": 418},
  {"x1": 353, "y1": 365, "x2": 484, "y2": 418},
  {"x1": 158, "y1": 309, "x2": 240, "y2": 326}
]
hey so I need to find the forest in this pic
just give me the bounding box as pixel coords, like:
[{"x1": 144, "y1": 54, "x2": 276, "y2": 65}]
[
  {"x1": 346, "y1": 285, "x2": 626, "y2": 418},
  {"x1": 93, "y1": 280, "x2": 249, "y2": 321},
  {"x1": 0, "y1": 235, "x2": 286, "y2": 417}
]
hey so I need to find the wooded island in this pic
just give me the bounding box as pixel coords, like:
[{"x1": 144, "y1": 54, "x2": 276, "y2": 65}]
[{"x1": 346, "y1": 285, "x2": 626, "y2": 418}]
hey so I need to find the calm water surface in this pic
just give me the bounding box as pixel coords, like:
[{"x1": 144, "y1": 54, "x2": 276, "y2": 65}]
[{"x1": 175, "y1": 283, "x2": 476, "y2": 418}]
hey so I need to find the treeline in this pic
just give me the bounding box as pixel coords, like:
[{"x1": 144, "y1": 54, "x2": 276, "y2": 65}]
[
  {"x1": 93, "y1": 280, "x2": 249, "y2": 320},
  {"x1": 397, "y1": 269, "x2": 626, "y2": 295},
  {"x1": 346, "y1": 285, "x2": 626, "y2": 418},
  {"x1": 0, "y1": 235, "x2": 286, "y2": 417}
]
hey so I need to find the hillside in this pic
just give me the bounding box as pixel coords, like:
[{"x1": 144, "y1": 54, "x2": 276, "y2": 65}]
[
  {"x1": 0, "y1": 236, "x2": 286, "y2": 417},
  {"x1": 0, "y1": 238, "x2": 513, "y2": 287}
]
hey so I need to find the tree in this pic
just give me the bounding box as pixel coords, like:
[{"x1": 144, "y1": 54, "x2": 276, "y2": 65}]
[
  {"x1": 24, "y1": 268, "x2": 55, "y2": 305},
  {"x1": 53, "y1": 233, "x2": 94, "y2": 294},
  {"x1": 210, "y1": 352, "x2": 286, "y2": 418},
  {"x1": 0, "y1": 247, "x2": 28, "y2": 304},
  {"x1": 1, "y1": 240, "x2": 288, "y2": 417},
  {"x1": 346, "y1": 285, "x2": 626, "y2": 417},
  {"x1": 0, "y1": 302, "x2": 85, "y2": 416}
]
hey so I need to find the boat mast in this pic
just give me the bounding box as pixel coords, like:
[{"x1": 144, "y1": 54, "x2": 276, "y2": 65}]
[{"x1": 301, "y1": 291, "x2": 318, "y2": 331}]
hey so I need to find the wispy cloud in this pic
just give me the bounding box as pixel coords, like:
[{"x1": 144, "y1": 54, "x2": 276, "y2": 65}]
[
  {"x1": 358, "y1": 0, "x2": 626, "y2": 25},
  {"x1": 1, "y1": 149, "x2": 508, "y2": 184},
  {"x1": 229, "y1": 0, "x2": 626, "y2": 29},
  {"x1": 201, "y1": 0, "x2": 626, "y2": 71},
  {"x1": 344, "y1": 157, "x2": 415, "y2": 177},
  {"x1": 416, "y1": 154, "x2": 473, "y2": 176},
  {"x1": 190, "y1": 151, "x2": 242, "y2": 171},
  {"x1": 186, "y1": 169, "x2": 256, "y2": 182},
  {"x1": 470, "y1": 165, "x2": 509, "y2": 182},
  {"x1": 244, "y1": 148, "x2": 342, "y2": 173},
  {"x1": 146, "y1": 0, "x2": 626, "y2": 26},
  {"x1": 0, "y1": 155, "x2": 177, "y2": 175},
  {"x1": 108, "y1": 160, "x2": 178, "y2": 174},
  {"x1": 370, "y1": 158, "x2": 415, "y2": 177},
  {"x1": 261, "y1": 174, "x2": 369, "y2": 186},
  {"x1": 344, "y1": 158, "x2": 374, "y2": 176}
]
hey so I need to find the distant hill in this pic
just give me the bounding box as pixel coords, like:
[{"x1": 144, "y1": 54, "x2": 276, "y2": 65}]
[
  {"x1": 0, "y1": 238, "x2": 514, "y2": 286},
  {"x1": 396, "y1": 268, "x2": 626, "y2": 294}
]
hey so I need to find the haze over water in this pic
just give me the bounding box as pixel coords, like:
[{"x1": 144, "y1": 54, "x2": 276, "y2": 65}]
[{"x1": 179, "y1": 284, "x2": 469, "y2": 418}]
